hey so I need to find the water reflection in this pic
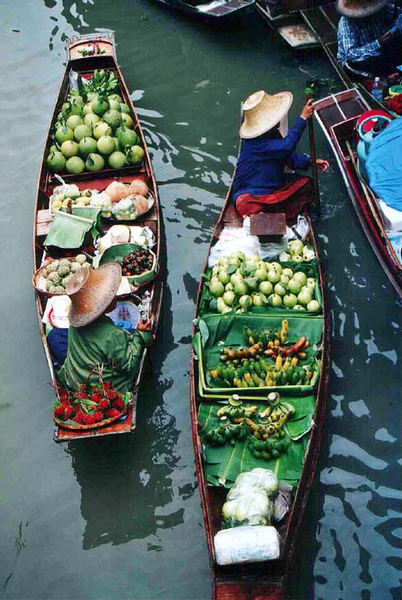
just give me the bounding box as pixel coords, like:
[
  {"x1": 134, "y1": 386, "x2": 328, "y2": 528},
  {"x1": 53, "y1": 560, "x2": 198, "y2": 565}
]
[{"x1": 66, "y1": 377, "x2": 182, "y2": 549}]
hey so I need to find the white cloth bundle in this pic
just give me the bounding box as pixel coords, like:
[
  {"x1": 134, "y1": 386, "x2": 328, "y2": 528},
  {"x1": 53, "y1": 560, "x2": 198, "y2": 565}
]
[{"x1": 214, "y1": 526, "x2": 280, "y2": 566}]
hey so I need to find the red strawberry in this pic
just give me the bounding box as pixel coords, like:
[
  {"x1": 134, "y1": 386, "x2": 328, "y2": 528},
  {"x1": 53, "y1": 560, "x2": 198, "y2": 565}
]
[
  {"x1": 107, "y1": 408, "x2": 120, "y2": 419},
  {"x1": 79, "y1": 392, "x2": 87, "y2": 399},
  {"x1": 112, "y1": 398, "x2": 125, "y2": 410},
  {"x1": 74, "y1": 411, "x2": 86, "y2": 424},
  {"x1": 91, "y1": 392, "x2": 101, "y2": 403},
  {"x1": 93, "y1": 411, "x2": 103, "y2": 422},
  {"x1": 99, "y1": 399, "x2": 109, "y2": 410},
  {"x1": 63, "y1": 406, "x2": 74, "y2": 419},
  {"x1": 103, "y1": 382, "x2": 111, "y2": 390},
  {"x1": 107, "y1": 390, "x2": 117, "y2": 400},
  {"x1": 54, "y1": 405, "x2": 65, "y2": 417},
  {"x1": 84, "y1": 414, "x2": 96, "y2": 425}
]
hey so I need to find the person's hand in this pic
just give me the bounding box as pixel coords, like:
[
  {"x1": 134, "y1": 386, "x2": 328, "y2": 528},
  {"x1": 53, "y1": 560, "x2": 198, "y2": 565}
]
[
  {"x1": 137, "y1": 318, "x2": 152, "y2": 331},
  {"x1": 300, "y1": 99, "x2": 314, "y2": 120},
  {"x1": 316, "y1": 158, "x2": 329, "y2": 172}
]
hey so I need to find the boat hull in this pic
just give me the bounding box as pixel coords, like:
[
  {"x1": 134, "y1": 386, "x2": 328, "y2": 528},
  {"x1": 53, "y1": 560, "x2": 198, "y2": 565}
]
[
  {"x1": 33, "y1": 35, "x2": 164, "y2": 441},
  {"x1": 314, "y1": 89, "x2": 402, "y2": 296},
  {"x1": 190, "y1": 169, "x2": 330, "y2": 598}
]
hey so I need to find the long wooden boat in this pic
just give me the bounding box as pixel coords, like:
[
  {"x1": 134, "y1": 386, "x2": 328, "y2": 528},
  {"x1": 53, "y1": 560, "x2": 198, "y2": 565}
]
[
  {"x1": 254, "y1": 0, "x2": 334, "y2": 49},
  {"x1": 33, "y1": 33, "x2": 163, "y2": 442},
  {"x1": 153, "y1": 0, "x2": 254, "y2": 18},
  {"x1": 190, "y1": 142, "x2": 330, "y2": 598},
  {"x1": 314, "y1": 87, "x2": 402, "y2": 296}
]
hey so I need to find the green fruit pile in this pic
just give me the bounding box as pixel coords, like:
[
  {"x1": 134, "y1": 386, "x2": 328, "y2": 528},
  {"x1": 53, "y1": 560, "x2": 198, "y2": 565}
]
[
  {"x1": 46, "y1": 72, "x2": 144, "y2": 175},
  {"x1": 205, "y1": 252, "x2": 321, "y2": 314},
  {"x1": 41, "y1": 255, "x2": 89, "y2": 294},
  {"x1": 278, "y1": 239, "x2": 315, "y2": 262}
]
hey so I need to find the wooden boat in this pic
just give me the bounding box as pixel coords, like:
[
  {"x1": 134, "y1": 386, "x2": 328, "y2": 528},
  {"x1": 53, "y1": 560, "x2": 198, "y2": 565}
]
[
  {"x1": 153, "y1": 0, "x2": 254, "y2": 18},
  {"x1": 314, "y1": 87, "x2": 402, "y2": 296},
  {"x1": 190, "y1": 148, "x2": 331, "y2": 598},
  {"x1": 298, "y1": 2, "x2": 402, "y2": 110},
  {"x1": 254, "y1": 0, "x2": 333, "y2": 49},
  {"x1": 33, "y1": 33, "x2": 163, "y2": 442}
]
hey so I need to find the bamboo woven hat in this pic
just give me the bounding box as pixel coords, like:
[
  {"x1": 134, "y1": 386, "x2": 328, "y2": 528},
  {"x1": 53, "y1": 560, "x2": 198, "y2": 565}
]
[
  {"x1": 337, "y1": 0, "x2": 388, "y2": 17},
  {"x1": 66, "y1": 263, "x2": 122, "y2": 327},
  {"x1": 239, "y1": 90, "x2": 293, "y2": 139}
]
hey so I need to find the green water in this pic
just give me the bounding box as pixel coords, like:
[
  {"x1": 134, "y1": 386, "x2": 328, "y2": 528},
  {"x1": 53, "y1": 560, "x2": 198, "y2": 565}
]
[{"x1": 0, "y1": 1, "x2": 400, "y2": 599}]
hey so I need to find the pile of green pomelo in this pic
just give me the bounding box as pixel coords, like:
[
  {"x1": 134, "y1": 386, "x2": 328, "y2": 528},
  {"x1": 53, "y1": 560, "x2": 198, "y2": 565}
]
[{"x1": 46, "y1": 92, "x2": 144, "y2": 174}]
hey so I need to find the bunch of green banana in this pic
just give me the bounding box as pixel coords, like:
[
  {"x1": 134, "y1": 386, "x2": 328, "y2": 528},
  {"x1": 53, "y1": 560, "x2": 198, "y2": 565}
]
[
  {"x1": 248, "y1": 434, "x2": 290, "y2": 460},
  {"x1": 202, "y1": 416, "x2": 249, "y2": 447},
  {"x1": 85, "y1": 69, "x2": 119, "y2": 96},
  {"x1": 216, "y1": 395, "x2": 257, "y2": 420}
]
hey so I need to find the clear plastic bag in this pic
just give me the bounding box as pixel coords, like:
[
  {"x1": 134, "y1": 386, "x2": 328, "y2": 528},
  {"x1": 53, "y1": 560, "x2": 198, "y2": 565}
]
[
  {"x1": 222, "y1": 490, "x2": 273, "y2": 527},
  {"x1": 229, "y1": 468, "x2": 279, "y2": 496},
  {"x1": 208, "y1": 226, "x2": 260, "y2": 267}
]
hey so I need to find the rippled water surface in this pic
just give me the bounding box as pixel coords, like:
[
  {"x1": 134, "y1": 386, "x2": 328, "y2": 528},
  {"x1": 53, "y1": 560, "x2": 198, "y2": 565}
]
[{"x1": 0, "y1": 1, "x2": 400, "y2": 599}]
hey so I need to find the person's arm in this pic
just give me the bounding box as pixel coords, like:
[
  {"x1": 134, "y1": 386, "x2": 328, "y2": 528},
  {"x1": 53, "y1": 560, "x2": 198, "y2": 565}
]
[
  {"x1": 337, "y1": 17, "x2": 381, "y2": 66},
  {"x1": 287, "y1": 152, "x2": 311, "y2": 171},
  {"x1": 386, "y1": 3, "x2": 402, "y2": 32},
  {"x1": 257, "y1": 117, "x2": 307, "y2": 159}
]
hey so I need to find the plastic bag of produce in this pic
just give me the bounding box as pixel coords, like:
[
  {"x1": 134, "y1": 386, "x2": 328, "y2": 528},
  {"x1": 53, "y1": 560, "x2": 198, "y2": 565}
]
[
  {"x1": 112, "y1": 197, "x2": 137, "y2": 221},
  {"x1": 222, "y1": 490, "x2": 274, "y2": 527},
  {"x1": 214, "y1": 526, "x2": 280, "y2": 565},
  {"x1": 208, "y1": 227, "x2": 260, "y2": 267},
  {"x1": 222, "y1": 469, "x2": 279, "y2": 528},
  {"x1": 229, "y1": 468, "x2": 279, "y2": 497}
]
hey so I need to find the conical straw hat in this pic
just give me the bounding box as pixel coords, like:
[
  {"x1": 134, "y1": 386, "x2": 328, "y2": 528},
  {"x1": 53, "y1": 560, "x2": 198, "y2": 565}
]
[
  {"x1": 337, "y1": 0, "x2": 388, "y2": 17},
  {"x1": 66, "y1": 263, "x2": 122, "y2": 327},
  {"x1": 239, "y1": 90, "x2": 293, "y2": 139}
]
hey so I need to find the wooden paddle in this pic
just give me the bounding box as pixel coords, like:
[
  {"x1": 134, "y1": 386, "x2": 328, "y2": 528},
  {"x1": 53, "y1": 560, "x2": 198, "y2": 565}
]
[{"x1": 305, "y1": 90, "x2": 321, "y2": 214}]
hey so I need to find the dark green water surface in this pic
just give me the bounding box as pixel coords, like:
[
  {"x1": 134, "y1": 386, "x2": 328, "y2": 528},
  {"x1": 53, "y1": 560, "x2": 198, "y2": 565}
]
[{"x1": 0, "y1": 1, "x2": 400, "y2": 599}]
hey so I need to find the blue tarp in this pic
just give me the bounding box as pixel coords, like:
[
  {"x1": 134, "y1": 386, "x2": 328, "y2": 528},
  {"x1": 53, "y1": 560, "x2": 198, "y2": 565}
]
[{"x1": 367, "y1": 118, "x2": 402, "y2": 213}]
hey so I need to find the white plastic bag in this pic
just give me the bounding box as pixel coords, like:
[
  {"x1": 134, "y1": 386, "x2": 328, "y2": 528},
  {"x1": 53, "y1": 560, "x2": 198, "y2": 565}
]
[
  {"x1": 229, "y1": 468, "x2": 279, "y2": 497},
  {"x1": 287, "y1": 215, "x2": 310, "y2": 242},
  {"x1": 222, "y1": 490, "x2": 272, "y2": 527},
  {"x1": 208, "y1": 226, "x2": 260, "y2": 267},
  {"x1": 222, "y1": 469, "x2": 279, "y2": 527},
  {"x1": 214, "y1": 526, "x2": 280, "y2": 565}
]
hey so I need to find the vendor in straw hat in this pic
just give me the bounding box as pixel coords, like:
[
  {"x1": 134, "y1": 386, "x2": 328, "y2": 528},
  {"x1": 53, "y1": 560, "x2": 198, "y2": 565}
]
[
  {"x1": 55, "y1": 263, "x2": 152, "y2": 392},
  {"x1": 337, "y1": 0, "x2": 402, "y2": 78},
  {"x1": 231, "y1": 91, "x2": 329, "y2": 217}
]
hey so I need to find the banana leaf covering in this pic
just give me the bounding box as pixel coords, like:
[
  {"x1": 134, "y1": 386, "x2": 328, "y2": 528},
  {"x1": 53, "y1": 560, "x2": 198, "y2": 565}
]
[
  {"x1": 193, "y1": 313, "x2": 323, "y2": 397},
  {"x1": 198, "y1": 395, "x2": 316, "y2": 488},
  {"x1": 44, "y1": 209, "x2": 101, "y2": 250},
  {"x1": 198, "y1": 260, "x2": 322, "y2": 318}
]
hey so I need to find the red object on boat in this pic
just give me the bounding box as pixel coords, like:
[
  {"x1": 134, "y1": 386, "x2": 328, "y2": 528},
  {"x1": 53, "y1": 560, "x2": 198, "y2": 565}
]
[
  {"x1": 235, "y1": 177, "x2": 313, "y2": 220},
  {"x1": 356, "y1": 109, "x2": 390, "y2": 133}
]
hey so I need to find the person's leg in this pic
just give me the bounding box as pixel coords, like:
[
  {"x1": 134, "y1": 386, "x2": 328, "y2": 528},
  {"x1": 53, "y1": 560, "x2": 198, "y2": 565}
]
[
  {"x1": 47, "y1": 328, "x2": 69, "y2": 367},
  {"x1": 235, "y1": 177, "x2": 312, "y2": 218}
]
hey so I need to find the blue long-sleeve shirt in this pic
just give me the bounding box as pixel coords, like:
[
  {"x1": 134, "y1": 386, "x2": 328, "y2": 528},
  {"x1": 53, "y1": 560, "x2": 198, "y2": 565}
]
[
  {"x1": 231, "y1": 116, "x2": 311, "y2": 202},
  {"x1": 337, "y1": 3, "x2": 402, "y2": 67}
]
